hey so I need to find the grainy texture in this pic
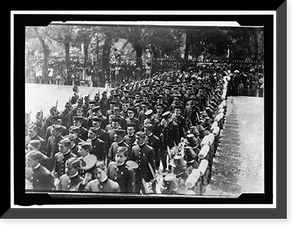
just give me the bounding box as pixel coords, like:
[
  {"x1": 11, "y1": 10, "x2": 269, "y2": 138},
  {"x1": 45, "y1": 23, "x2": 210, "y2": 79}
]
[{"x1": 205, "y1": 96, "x2": 264, "y2": 196}]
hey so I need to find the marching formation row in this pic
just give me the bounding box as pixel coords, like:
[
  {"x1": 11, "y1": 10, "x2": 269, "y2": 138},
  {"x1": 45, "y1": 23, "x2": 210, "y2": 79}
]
[{"x1": 25, "y1": 67, "x2": 230, "y2": 195}]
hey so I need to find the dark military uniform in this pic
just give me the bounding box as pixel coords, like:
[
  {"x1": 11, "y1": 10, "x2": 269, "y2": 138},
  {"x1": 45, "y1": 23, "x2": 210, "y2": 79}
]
[
  {"x1": 108, "y1": 140, "x2": 131, "y2": 162},
  {"x1": 132, "y1": 143, "x2": 156, "y2": 194},
  {"x1": 172, "y1": 113, "x2": 187, "y2": 140},
  {"x1": 125, "y1": 117, "x2": 140, "y2": 132},
  {"x1": 53, "y1": 150, "x2": 76, "y2": 178},
  {"x1": 124, "y1": 133, "x2": 136, "y2": 148},
  {"x1": 78, "y1": 126, "x2": 88, "y2": 141},
  {"x1": 25, "y1": 134, "x2": 46, "y2": 154},
  {"x1": 183, "y1": 104, "x2": 201, "y2": 127},
  {"x1": 58, "y1": 173, "x2": 83, "y2": 191},
  {"x1": 46, "y1": 134, "x2": 64, "y2": 159},
  {"x1": 84, "y1": 177, "x2": 120, "y2": 193},
  {"x1": 29, "y1": 164, "x2": 55, "y2": 191},
  {"x1": 146, "y1": 133, "x2": 161, "y2": 170},
  {"x1": 107, "y1": 162, "x2": 135, "y2": 193},
  {"x1": 86, "y1": 137, "x2": 106, "y2": 161}
]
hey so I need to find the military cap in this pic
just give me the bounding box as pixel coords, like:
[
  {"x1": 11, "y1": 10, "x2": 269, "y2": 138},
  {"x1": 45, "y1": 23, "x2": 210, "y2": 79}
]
[
  {"x1": 51, "y1": 115, "x2": 61, "y2": 121},
  {"x1": 135, "y1": 131, "x2": 146, "y2": 138},
  {"x1": 144, "y1": 109, "x2": 153, "y2": 117},
  {"x1": 102, "y1": 91, "x2": 107, "y2": 95},
  {"x1": 115, "y1": 128, "x2": 126, "y2": 135},
  {"x1": 157, "y1": 95, "x2": 164, "y2": 99},
  {"x1": 173, "y1": 94, "x2": 181, "y2": 99},
  {"x1": 111, "y1": 117, "x2": 121, "y2": 122},
  {"x1": 88, "y1": 127, "x2": 98, "y2": 133},
  {"x1": 69, "y1": 126, "x2": 80, "y2": 133},
  {"x1": 26, "y1": 150, "x2": 44, "y2": 162},
  {"x1": 116, "y1": 146, "x2": 128, "y2": 154},
  {"x1": 144, "y1": 123, "x2": 154, "y2": 131},
  {"x1": 73, "y1": 116, "x2": 84, "y2": 121},
  {"x1": 189, "y1": 95, "x2": 197, "y2": 100},
  {"x1": 141, "y1": 101, "x2": 149, "y2": 106},
  {"x1": 109, "y1": 100, "x2": 117, "y2": 105},
  {"x1": 89, "y1": 100, "x2": 96, "y2": 104},
  {"x1": 113, "y1": 106, "x2": 120, "y2": 111},
  {"x1": 77, "y1": 98, "x2": 83, "y2": 103},
  {"x1": 91, "y1": 105, "x2": 101, "y2": 112},
  {"x1": 156, "y1": 103, "x2": 164, "y2": 108},
  {"x1": 53, "y1": 124, "x2": 63, "y2": 132},
  {"x1": 126, "y1": 122, "x2": 136, "y2": 128},
  {"x1": 66, "y1": 133, "x2": 76, "y2": 141},
  {"x1": 28, "y1": 124, "x2": 37, "y2": 131},
  {"x1": 174, "y1": 104, "x2": 182, "y2": 109},
  {"x1": 127, "y1": 107, "x2": 135, "y2": 113},
  {"x1": 128, "y1": 95, "x2": 135, "y2": 99},
  {"x1": 65, "y1": 101, "x2": 72, "y2": 107},
  {"x1": 92, "y1": 116, "x2": 102, "y2": 122},
  {"x1": 135, "y1": 99, "x2": 143, "y2": 104},
  {"x1": 65, "y1": 157, "x2": 81, "y2": 169},
  {"x1": 123, "y1": 89, "x2": 129, "y2": 93},
  {"x1": 78, "y1": 141, "x2": 92, "y2": 151},
  {"x1": 28, "y1": 140, "x2": 41, "y2": 149},
  {"x1": 59, "y1": 137, "x2": 71, "y2": 145},
  {"x1": 162, "y1": 111, "x2": 171, "y2": 119}
]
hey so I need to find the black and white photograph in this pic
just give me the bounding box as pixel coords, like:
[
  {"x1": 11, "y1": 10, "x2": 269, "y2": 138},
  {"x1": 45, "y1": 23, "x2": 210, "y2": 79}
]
[{"x1": 6, "y1": 6, "x2": 287, "y2": 220}]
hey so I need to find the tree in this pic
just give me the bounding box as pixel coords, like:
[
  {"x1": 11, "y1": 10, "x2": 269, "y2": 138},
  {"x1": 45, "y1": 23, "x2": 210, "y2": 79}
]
[
  {"x1": 46, "y1": 25, "x2": 78, "y2": 81},
  {"x1": 26, "y1": 27, "x2": 51, "y2": 83}
]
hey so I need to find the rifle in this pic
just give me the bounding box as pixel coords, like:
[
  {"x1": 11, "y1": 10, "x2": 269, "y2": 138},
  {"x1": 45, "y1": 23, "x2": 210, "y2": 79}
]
[{"x1": 55, "y1": 100, "x2": 58, "y2": 114}]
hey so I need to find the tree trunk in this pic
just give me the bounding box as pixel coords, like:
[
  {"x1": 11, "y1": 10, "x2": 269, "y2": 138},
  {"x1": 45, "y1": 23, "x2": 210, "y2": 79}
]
[
  {"x1": 102, "y1": 37, "x2": 112, "y2": 72},
  {"x1": 64, "y1": 41, "x2": 70, "y2": 80},
  {"x1": 253, "y1": 29, "x2": 258, "y2": 62},
  {"x1": 135, "y1": 44, "x2": 143, "y2": 69},
  {"x1": 184, "y1": 31, "x2": 191, "y2": 60},
  {"x1": 37, "y1": 35, "x2": 50, "y2": 84}
]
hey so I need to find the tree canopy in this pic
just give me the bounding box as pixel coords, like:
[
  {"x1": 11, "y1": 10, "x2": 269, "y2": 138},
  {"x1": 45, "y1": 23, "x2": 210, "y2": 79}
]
[{"x1": 25, "y1": 24, "x2": 264, "y2": 80}]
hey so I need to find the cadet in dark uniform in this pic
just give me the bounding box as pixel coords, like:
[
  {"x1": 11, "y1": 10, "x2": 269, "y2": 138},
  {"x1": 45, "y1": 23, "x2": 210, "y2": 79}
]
[
  {"x1": 25, "y1": 150, "x2": 55, "y2": 191},
  {"x1": 52, "y1": 138, "x2": 77, "y2": 179},
  {"x1": 57, "y1": 157, "x2": 83, "y2": 191},
  {"x1": 84, "y1": 160, "x2": 120, "y2": 193},
  {"x1": 108, "y1": 129, "x2": 131, "y2": 163},
  {"x1": 125, "y1": 107, "x2": 140, "y2": 132},
  {"x1": 183, "y1": 96, "x2": 201, "y2": 127},
  {"x1": 132, "y1": 131, "x2": 156, "y2": 194},
  {"x1": 86, "y1": 127, "x2": 106, "y2": 162},
  {"x1": 144, "y1": 124, "x2": 161, "y2": 171},
  {"x1": 124, "y1": 122, "x2": 137, "y2": 148},
  {"x1": 159, "y1": 111, "x2": 180, "y2": 172},
  {"x1": 107, "y1": 146, "x2": 135, "y2": 193},
  {"x1": 68, "y1": 126, "x2": 84, "y2": 145},
  {"x1": 172, "y1": 105, "x2": 187, "y2": 140},
  {"x1": 45, "y1": 115, "x2": 68, "y2": 143},
  {"x1": 46, "y1": 124, "x2": 64, "y2": 162},
  {"x1": 73, "y1": 116, "x2": 89, "y2": 141},
  {"x1": 144, "y1": 109, "x2": 162, "y2": 138},
  {"x1": 25, "y1": 124, "x2": 46, "y2": 154}
]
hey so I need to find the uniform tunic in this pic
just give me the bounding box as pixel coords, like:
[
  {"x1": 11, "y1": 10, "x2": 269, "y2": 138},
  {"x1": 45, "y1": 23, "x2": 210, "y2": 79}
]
[
  {"x1": 84, "y1": 177, "x2": 120, "y2": 193},
  {"x1": 107, "y1": 162, "x2": 135, "y2": 193},
  {"x1": 53, "y1": 150, "x2": 76, "y2": 178},
  {"x1": 58, "y1": 173, "x2": 83, "y2": 191},
  {"x1": 86, "y1": 137, "x2": 106, "y2": 161},
  {"x1": 29, "y1": 164, "x2": 55, "y2": 191},
  {"x1": 132, "y1": 143, "x2": 156, "y2": 193},
  {"x1": 146, "y1": 133, "x2": 161, "y2": 170}
]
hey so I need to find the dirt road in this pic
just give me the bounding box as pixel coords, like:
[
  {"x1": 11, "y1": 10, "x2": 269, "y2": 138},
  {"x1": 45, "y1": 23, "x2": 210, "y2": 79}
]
[{"x1": 205, "y1": 96, "x2": 264, "y2": 196}]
